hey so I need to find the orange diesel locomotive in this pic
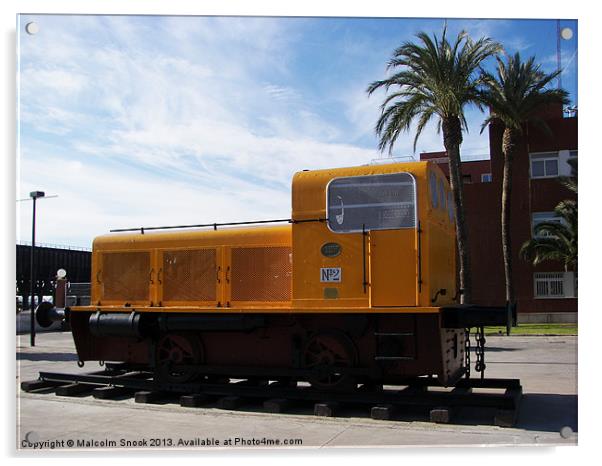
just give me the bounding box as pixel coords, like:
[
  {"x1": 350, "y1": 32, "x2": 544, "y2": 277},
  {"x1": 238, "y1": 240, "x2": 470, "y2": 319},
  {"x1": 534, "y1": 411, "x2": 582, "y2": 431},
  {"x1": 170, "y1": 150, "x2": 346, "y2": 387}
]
[{"x1": 39, "y1": 161, "x2": 507, "y2": 388}]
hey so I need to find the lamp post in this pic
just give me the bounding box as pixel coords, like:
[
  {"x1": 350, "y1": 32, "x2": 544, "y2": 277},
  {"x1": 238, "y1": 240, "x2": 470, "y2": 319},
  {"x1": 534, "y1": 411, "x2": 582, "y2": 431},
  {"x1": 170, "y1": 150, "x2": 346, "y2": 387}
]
[{"x1": 29, "y1": 190, "x2": 45, "y2": 347}]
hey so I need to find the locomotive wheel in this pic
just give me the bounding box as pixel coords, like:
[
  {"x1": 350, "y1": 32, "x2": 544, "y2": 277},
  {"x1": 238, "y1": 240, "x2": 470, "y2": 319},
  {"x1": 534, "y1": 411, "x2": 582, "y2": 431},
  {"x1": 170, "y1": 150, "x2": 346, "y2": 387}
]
[
  {"x1": 302, "y1": 331, "x2": 357, "y2": 391},
  {"x1": 155, "y1": 332, "x2": 203, "y2": 384}
]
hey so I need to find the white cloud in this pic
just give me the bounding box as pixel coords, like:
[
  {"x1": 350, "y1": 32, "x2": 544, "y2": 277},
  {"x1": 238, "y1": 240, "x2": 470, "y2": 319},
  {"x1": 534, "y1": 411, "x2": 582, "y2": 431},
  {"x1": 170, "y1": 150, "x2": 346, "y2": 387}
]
[
  {"x1": 16, "y1": 153, "x2": 292, "y2": 248},
  {"x1": 263, "y1": 84, "x2": 301, "y2": 102},
  {"x1": 17, "y1": 15, "x2": 385, "y2": 246}
]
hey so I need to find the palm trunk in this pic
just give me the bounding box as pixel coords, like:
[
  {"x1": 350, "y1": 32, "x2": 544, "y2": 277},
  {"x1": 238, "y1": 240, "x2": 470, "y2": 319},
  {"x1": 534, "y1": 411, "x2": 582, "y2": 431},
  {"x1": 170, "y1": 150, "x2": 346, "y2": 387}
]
[
  {"x1": 501, "y1": 127, "x2": 518, "y2": 305},
  {"x1": 442, "y1": 116, "x2": 472, "y2": 304}
]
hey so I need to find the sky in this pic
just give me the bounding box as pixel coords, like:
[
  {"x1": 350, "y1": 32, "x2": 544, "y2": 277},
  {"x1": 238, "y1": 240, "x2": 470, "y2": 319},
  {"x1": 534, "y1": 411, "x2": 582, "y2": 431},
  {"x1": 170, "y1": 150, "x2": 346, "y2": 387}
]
[{"x1": 16, "y1": 15, "x2": 578, "y2": 248}]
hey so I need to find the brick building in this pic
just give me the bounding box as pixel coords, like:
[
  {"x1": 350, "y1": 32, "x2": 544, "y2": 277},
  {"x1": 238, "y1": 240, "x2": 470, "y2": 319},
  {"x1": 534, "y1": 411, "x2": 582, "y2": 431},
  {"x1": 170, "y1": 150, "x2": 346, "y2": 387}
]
[{"x1": 421, "y1": 104, "x2": 577, "y2": 320}]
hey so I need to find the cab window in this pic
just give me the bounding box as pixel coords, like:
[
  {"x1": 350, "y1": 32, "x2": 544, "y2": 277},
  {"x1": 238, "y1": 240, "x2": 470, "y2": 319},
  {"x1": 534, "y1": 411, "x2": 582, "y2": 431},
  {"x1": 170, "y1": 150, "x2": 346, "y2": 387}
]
[{"x1": 327, "y1": 172, "x2": 416, "y2": 233}]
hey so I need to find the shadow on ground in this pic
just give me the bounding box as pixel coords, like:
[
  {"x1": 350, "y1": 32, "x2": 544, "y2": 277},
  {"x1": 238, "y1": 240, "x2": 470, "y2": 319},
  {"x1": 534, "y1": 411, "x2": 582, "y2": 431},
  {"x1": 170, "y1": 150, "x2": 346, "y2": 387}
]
[
  {"x1": 17, "y1": 352, "x2": 78, "y2": 362},
  {"x1": 450, "y1": 392, "x2": 577, "y2": 434},
  {"x1": 471, "y1": 346, "x2": 521, "y2": 353},
  {"x1": 516, "y1": 393, "x2": 577, "y2": 433}
]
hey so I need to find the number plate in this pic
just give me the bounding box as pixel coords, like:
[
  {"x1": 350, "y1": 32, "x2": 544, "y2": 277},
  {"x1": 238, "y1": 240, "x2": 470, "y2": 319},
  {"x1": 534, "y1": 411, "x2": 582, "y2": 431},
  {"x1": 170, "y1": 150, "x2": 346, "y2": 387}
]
[{"x1": 320, "y1": 267, "x2": 341, "y2": 283}]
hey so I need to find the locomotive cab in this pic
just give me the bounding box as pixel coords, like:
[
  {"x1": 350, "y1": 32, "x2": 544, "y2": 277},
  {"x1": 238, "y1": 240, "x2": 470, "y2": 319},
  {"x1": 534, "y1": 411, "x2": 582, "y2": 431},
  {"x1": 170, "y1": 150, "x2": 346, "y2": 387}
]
[{"x1": 291, "y1": 161, "x2": 456, "y2": 310}]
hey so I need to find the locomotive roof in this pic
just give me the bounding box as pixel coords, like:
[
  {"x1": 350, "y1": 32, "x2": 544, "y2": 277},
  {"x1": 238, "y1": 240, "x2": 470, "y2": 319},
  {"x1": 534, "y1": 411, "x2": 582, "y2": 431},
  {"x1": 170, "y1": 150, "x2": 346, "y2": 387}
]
[{"x1": 294, "y1": 160, "x2": 431, "y2": 178}]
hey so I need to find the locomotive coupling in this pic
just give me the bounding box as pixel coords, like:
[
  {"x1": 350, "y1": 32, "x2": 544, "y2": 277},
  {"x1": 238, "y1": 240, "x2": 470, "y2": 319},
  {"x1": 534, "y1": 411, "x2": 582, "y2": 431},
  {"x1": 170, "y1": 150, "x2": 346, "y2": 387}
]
[{"x1": 35, "y1": 301, "x2": 69, "y2": 328}]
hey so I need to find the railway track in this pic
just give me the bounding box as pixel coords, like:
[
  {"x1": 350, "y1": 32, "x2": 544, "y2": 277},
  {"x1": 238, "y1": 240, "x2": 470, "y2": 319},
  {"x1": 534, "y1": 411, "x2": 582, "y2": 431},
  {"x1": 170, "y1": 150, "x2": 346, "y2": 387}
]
[{"x1": 21, "y1": 364, "x2": 522, "y2": 427}]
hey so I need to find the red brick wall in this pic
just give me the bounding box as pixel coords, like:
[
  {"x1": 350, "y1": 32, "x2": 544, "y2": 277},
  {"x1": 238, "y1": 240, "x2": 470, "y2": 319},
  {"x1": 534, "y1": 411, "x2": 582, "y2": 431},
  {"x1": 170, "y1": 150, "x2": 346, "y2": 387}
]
[
  {"x1": 421, "y1": 112, "x2": 577, "y2": 314},
  {"x1": 420, "y1": 152, "x2": 492, "y2": 183},
  {"x1": 473, "y1": 117, "x2": 578, "y2": 313}
]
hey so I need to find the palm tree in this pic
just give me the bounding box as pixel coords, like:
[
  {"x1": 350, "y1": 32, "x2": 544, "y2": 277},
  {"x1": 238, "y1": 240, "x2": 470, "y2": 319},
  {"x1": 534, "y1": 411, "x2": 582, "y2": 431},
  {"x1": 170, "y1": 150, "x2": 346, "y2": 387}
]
[
  {"x1": 479, "y1": 53, "x2": 569, "y2": 306},
  {"x1": 519, "y1": 199, "x2": 577, "y2": 272},
  {"x1": 367, "y1": 28, "x2": 501, "y2": 304}
]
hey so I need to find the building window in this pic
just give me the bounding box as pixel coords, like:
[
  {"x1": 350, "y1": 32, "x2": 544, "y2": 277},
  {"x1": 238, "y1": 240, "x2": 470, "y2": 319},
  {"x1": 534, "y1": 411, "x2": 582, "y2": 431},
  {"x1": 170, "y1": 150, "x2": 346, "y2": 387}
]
[
  {"x1": 534, "y1": 272, "x2": 576, "y2": 299},
  {"x1": 532, "y1": 212, "x2": 563, "y2": 237},
  {"x1": 462, "y1": 174, "x2": 472, "y2": 184},
  {"x1": 438, "y1": 178, "x2": 446, "y2": 210},
  {"x1": 530, "y1": 152, "x2": 559, "y2": 178},
  {"x1": 327, "y1": 172, "x2": 416, "y2": 233},
  {"x1": 481, "y1": 173, "x2": 492, "y2": 183}
]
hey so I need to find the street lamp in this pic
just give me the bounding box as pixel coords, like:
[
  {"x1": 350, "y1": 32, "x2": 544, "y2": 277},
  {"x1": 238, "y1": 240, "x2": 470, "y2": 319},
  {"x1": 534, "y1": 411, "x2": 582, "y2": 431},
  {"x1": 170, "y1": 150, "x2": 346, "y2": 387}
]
[{"x1": 29, "y1": 190, "x2": 45, "y2": 347}]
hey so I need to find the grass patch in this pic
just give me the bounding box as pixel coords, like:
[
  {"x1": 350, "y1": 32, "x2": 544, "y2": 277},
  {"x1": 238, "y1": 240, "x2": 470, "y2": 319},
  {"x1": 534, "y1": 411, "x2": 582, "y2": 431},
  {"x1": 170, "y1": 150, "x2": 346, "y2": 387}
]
[{"x1": 484, "y1": 323, "x2": 577, "y2": 336}]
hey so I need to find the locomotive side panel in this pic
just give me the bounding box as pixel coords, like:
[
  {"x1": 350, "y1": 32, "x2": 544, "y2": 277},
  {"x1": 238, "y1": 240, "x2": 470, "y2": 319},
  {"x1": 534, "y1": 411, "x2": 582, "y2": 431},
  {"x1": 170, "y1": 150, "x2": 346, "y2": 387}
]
[
  {"x1": 96, "y1": 250, "x2": 153, "y2": 306},
  {"x1": 228, "y1": 245, "x2": 293, "y2": 306},
  {"x1": 71, "y1": 311, "x2": 450, "y2": 384},
  {"x1": 90, "y1": 226, "x2": 293, "y2": 310},
  {"x1": 159, "y1": 247, "x2": 222, "y2": 307},
  {"x1": 291, "y1": 222, "x2": 368, "y2": 308}
]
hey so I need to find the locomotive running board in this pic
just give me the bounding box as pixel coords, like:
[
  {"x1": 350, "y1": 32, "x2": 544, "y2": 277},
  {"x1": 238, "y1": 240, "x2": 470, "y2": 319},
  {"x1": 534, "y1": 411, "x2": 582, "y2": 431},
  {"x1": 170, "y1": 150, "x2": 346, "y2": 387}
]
[{"x1": 22, "y1": 368, "x2": 522, "y2": 427}]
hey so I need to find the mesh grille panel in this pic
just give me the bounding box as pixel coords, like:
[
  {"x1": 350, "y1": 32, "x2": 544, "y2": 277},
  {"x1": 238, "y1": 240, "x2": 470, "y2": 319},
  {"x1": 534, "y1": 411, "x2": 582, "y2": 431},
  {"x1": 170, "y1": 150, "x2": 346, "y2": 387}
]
[
  {"x1": 102, "y1": 251, "x2": 150, "y2": 301},
  {"x1": 162, "y1": 249, "x2": 217, "y2": 302},
  {"x1": 231, "y1": 247, "x2": 292, "y2": 301}
]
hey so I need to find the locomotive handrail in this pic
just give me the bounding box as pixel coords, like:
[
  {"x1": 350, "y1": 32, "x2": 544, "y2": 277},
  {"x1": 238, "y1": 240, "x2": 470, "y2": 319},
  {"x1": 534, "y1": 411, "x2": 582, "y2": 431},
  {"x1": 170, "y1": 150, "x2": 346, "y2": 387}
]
[{"x1": 109, "y1": 217, "x2": 328, "y2": 234}]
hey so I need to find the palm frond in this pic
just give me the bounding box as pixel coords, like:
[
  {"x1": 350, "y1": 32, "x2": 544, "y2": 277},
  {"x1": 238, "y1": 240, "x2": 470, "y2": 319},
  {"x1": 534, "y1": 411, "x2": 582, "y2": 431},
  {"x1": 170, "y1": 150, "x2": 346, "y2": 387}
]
[
  {"x1": 367, "y1": 27, "x2": 501, "y2": 153},
  {"x1": 479, "y1": 51, "x2": 570, "y2": 133},
  {"x1": 520, "y1": 196, "x2": 578, "y2": 270}
]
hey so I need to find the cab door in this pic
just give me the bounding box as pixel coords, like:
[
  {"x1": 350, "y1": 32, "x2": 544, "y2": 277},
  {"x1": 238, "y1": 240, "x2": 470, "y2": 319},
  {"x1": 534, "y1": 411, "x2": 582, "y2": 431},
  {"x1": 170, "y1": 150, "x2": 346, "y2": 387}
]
[
  {"x1": 326, "y1": 171, "x2": 418, "y2": 308},
  {"x1": 370, "y1": 229, "x2": 418, "y2": 307}
]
